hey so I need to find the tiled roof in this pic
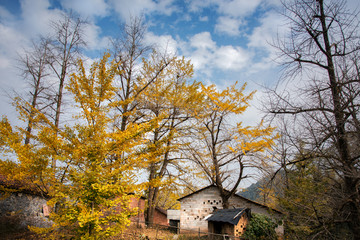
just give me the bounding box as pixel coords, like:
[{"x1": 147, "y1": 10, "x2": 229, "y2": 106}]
[
  {"x1": 0, "y1": 174, "x2": 47, "y2": 197},
  {"x1": 206, "y1": 208, "x2": 249, "y2": 225}
]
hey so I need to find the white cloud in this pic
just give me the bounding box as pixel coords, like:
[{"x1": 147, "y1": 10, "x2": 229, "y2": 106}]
[
  {"x1": 82, "y1": 23, "x2": 110, "y2": 51},
  {"x1": 60, "y1": 0, "x2": 109, "y2": 18},
  {"x1": 214, "y1": 45, "x2": 250, "y2": 70},
  {"x1": 144, "y1": 32, "x2": 178, "y2": 55},
  {"x1": 189, "y1": 32, "x2": 216, "y2": 50},
  {"x1": 110, "y1": 0, "x2": 177, "y2": 21},
  {"x1": 0, "y1": 23, "x2": 28, "y2": 121},
  {"x1": 20, "y1": 0, "x2": 63, "y2": 37},
  {"x1": 187, "y1": 0, "x2": 218, "y2": 12},
  {"x1": 186, "y1": 32, "x2": 216, "y2": 71},
  {"x1": 218, "y1": 0, "x2": 262, "y2": 18},
  {"x1": 214, "y1": 16, "x2": 242, "y2": 36},
  {"x1": 19, "y1": 0, "x2": 109, "y2": 52},
  {"x1": 183, "y1": 32, "x2": 251, "y2": 74},
  {"x1": 0, "y1": 6, "x2": 15, "y2": 22},
  {"x1": 248, "y1": 11, "x2": 286, "y2": 50},
  {"x1": 199, "y1": 16, "x2": 209, "y2": 22},
  {"x1": 246, "y1": 11, "x2": 288, "y2": 72}
]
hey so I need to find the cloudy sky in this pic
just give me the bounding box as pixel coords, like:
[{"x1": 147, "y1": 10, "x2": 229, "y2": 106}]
[{"x1": 0, "y1": 0, "x2": 359, "y2": 125}]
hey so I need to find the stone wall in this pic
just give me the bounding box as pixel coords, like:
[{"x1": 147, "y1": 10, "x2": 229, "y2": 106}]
[{"x1": 0, "y1": 192, "x2": 52, "y2": 234}]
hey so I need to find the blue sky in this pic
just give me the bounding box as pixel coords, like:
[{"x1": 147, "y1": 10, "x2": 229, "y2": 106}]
[{"x1": 0, "y1": 0, "x2": 359, "y2": 125}]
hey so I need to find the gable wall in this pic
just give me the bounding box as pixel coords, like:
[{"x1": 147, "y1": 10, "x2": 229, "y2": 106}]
[
  {"x1": 234, "y1": 214, "x2": 249, "y2": 236},
  {"x1": 180, "y1": 186, "x2": 223, "y2": 232}
]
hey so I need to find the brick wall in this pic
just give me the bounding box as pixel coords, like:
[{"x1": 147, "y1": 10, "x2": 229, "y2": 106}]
[
  {"x1": 129, "y1": 196, "x2": 146, "y2": 226},
  {"x1": 153, "y1": 208, "x2": 168, "y2": 226}
]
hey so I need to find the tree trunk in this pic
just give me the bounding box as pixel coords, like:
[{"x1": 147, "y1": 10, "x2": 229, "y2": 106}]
[{"x1": 318, "y1": 1, "x2": 360, "y2": 237}]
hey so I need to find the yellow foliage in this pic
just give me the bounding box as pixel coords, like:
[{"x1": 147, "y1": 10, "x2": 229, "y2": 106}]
[
  {"x1": 189, "y1": 81, "x2": 277, "y2": 187},
  {"x1": 0, "y1": 54, "x2": 157, "y2": 239}
]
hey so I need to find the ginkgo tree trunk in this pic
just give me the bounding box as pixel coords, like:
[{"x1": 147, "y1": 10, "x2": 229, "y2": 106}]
[{"x1": 186, "y1": 82, "x2": 277, "y2": 209}]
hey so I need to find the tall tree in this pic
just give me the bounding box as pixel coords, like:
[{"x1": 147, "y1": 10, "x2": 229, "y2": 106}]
[
  {"x1": 17, "y1": 38, "x2": 52, "y2": 145},
  {"x1": 46, "y1": 13, "x2": 87, "y2": 170},
  {"x1": 110, "y1": 18, "x2": 187, "y2": 225},
  {"x1": 47, "y1": 12, "x2": 87, "y2": 131},
  {"x1": 0, "y1": 54, "x2": 157, "y2": 239},
  {"x1": 267, "y1": 0, "x2": 360, "y2": 238},
  {"x1": 138, "y1": 54, "x2": 201, "y2": 225},
  {"x1": 111, "y1": 17, "x2": 173, "y2": 131},
  {"x1": 187, "y1": 82, "x2": 277, "y2": 208}
]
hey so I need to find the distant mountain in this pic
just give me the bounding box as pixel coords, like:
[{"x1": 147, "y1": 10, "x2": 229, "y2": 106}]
[
  {"x1": 238, "y1": 181, "x2": 262, "y2": 201},
  {"x1": 238, "y1": 171, "x2": 286, "y2": 203}
]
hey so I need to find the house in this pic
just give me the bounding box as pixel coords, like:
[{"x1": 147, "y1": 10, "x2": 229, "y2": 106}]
[
  {"x1": 176, "y1": 185, "x2": 283, "y2": 237},
  {"x1": 206, "y1": 208, "x2": 251, "y2": 239},
  {"x1": 0, "y1": 175, "x2": 52, "y2": 235},
  {"x1": 125, "y1": 194, "x2": 169, "y2": 227},
  {"x1": 0, "y1": 175, "x2": 168, "y2": 235}
]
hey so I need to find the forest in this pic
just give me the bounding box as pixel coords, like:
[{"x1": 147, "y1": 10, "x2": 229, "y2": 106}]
[{"x1": 0, "y1": 0, "x2": 359, "y2": 239}]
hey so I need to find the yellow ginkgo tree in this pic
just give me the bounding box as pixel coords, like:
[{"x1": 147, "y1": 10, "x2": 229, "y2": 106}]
[
  {"x1": 184, "y1": 82, "x2": 278, "y2": 208},
  {"x1": 137, "y1": 54, "x2": 202, "y2": 225},
  {"x1": 0, "y1": 54, "x2": 158, "y2": 239}
]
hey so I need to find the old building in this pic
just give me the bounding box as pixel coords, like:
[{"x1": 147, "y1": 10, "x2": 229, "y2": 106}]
[
  {"x1": 206, "y1": 208, "x2": 251, "y2": 239},
  {"x1": 128, "y1": 195, "x2": 146, "y2": 227},
  {"x1": 126, "y1": 195, "x2": 168, "y2": 226},
  {"x1": 177, "y1": 185, "x2": 283, "y2": 237},
  {"x1": 0, "y1": 175, "x2": 168, "y2": 236},
  {"x1": 167, "y1": 209, "x2": 180, "y2": 233},
  {"x1": 0, "y1": 175, "x2": 52, "y2": 235}
]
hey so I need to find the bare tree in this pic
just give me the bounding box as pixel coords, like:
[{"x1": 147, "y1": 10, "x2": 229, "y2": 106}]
[
  {"x1": 47, "y1": 12, "x2": 87, "y2": 131},
  {"x1": 111, "y1": 17, "x2": 153, "y2": 131},
  {"x1": 17, "y1": 38, "x2": 52, "y2": 145},
  {"x1": 266, "y1": 0, "x2": 360, "y2": 238},
  {"x1": 45, "y1": 13, "x2": 87, "y2": 169}
]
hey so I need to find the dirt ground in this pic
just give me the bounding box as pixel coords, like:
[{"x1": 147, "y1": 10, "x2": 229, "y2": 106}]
[{"x1": 0, "y1": 224, "x2": 207, "y2": 240}]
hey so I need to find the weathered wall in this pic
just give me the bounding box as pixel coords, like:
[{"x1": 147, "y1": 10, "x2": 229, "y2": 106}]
[
  {"x1": 180, "y1": 186, "x2": 222, "y2": 232},
  {"x1": 234, "y1": 214, "x2": 249, "y2": 236},
  {"x1": 167, "y1": 209, "x2": 180, "y2": 220},
  {"x1": 128, "y1": 196, "x2": 146, "y2": 227},
  {"x1": 0, "y1": 192, "x2": 52, "y2": 234},
  {"x1": 228, "y1": 196, "x2": 283, "y2": 220}
]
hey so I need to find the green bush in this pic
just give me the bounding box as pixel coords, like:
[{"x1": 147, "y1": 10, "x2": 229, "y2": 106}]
[{"x1": 242, "y1": 213, "x2": 278, "y2": 240}]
